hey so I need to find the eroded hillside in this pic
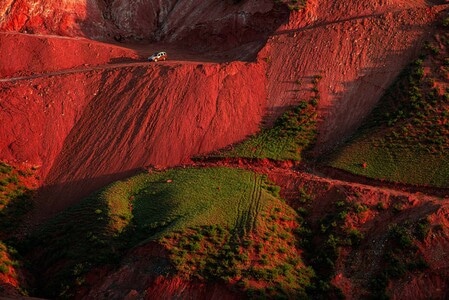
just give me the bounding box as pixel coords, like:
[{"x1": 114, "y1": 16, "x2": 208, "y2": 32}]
[
  {"x1": 1, "y1": 0, "x2": 448, "y2": 217},
  {"x1": 1, "y1": 1, "x2": 449, "y2": 298},
  {"x1": 262, "y1": 0, "x2": 448, "y2": 153},
  {"x1": 0, "y1": 0, "x2": 288, "y2": 48}
]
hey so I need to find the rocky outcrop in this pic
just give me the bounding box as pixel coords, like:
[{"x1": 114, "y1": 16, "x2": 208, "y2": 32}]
[{"x1": 0, "y1": 0, "x2": 288, "y2": 46}]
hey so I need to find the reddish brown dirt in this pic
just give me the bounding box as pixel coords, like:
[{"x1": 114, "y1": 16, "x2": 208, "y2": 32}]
[
  {"x1": 1, "y1": 0, "x2": 449, "y2": 298},
  {"x1": 262, "y1": 1, "x2": 449, "y2": 153},
  {"x1": 0, "y1": 1, "x2": 447, "y2": 220},
  {"x1": 79, "y1": 241, "x2": 243, "y2": 300},
  {"x1": 0, "y1": 32, "x2": 140, "y2": 78},
  {"x1": 1, "y1": 55, "x2": 267, "y2": 218}
]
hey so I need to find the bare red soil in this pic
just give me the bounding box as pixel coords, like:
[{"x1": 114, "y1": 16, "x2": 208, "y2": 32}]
[
  {"x1": 0, "y1": 37, "x2": 267, "y2": 217},
  {"x1": 263, "y1": 0, "x2": 449, "y2": 153},
  {"x1": 1, "y1": 0, "x2": 449, "y2": 298},
  {"x1": 79, "y1": 242, "x2": 242, "y2": 300},
  {"x1": 1, "y1": 0, "x2": 447, "y2": 218}
]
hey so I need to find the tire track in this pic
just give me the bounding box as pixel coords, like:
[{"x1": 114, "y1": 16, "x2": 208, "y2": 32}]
[
  {"x1": 194, "y1": 157, "x2": 449, "y2": 200},
  {"x1": 232, "y1": 172, "x2": 263, "y2": 237}
]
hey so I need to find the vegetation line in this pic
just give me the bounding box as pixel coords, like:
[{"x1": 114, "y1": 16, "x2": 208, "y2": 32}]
[{"x1": 195, "y1": 157, "x2": 449, "y2": 199}]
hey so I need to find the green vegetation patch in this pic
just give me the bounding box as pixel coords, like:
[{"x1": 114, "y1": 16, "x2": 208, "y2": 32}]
[
  {"x1": 0, "y1": 161, "x2": 35, "y2": 296},
  {"x1": 292, "y1": 186, "x2": 370, "y2": 298},
  {"x1": 327, "y1": 30, "x2": 449, "y2": 187},
  {"x1": 369, "y1": 220, "x2": 430, "y2": 299},
  {"x1": 329, "y1": 142, "x2": 449, "y2": 187},
  {"x1": 24, "y1": 167, "x2": 287, "y2": 298},
  {"x1": 161, "y1": 201, "x2": 315, "y2": 298},
  {"x1": 215, "y1": 99, "x2": 318, "y2": 161},
  {"x1": 0, "y1": 162, "x2": 34, "y2": 237},
  {"x1": 131, "y1": 167, "x2": 273, "y2": 238},
  {"x1": 0, "y1": 241, "x2": 20, "y2": 277}
]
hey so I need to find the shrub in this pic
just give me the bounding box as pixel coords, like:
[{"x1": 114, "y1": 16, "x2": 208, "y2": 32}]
[
  {"x1": 388, "y1": 224, "x2": 414, "y2": 249},
  {"x1": 415, "y1": 219, "x2": 430, "y2": 241},
  {"x1": 0, "y1": 264, "x2": 8, "y2": 274},
  {"x1": 376, "y1": 202, "x2": 387, "y2": 211},
  {"x1": 442, "y1": 17, "x2": 449, "y2": 27},
  {"x1": 353, "y1": 203, "x2": 368, "y2": 214},
  {"x1": 347, "y1": 229, "x2": 364, "y2": 246},
  {"x1": 0, "y1": 163, "x2": 12, "y2": 174}
]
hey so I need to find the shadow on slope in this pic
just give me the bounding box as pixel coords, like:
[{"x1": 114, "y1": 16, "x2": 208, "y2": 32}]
[
  {"x1": 82, "y1": 0, "x2": 290, "y2": 62},
  {"x1": 324, "y1": 9, "x2": 449, "y2": 187},
  {"x1": 33, "y1": 60, "x2": 267, "y2": 220},
  {"x1": 261, "y1": 3, "x2": 447, "y2": 155},
  {"x1": 24, "y1": 167, "x2": 312, "y2": 299}
]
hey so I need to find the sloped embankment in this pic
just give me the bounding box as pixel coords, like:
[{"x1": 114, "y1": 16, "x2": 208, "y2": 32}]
[
  {"x1": 1, "y1": 0, "x2": 448, "y2": 222},
  {"x1": 263, "y1": 166, "x2": 449, "y2": 299},
  {"x1": 0, "y1": 56, "x2": 267, "y2": 217},
  {"x1": 261, "y1": 0, "x2": 448, "y2": 153},
  {"x1": 0, "y1": 32, "x2": 140, "y2": 78}
]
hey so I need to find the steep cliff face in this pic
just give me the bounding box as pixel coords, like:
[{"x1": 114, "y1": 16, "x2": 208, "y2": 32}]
[
  {"x1": 261, "y1": 0, "x2": 448, "y2": 153},
  {"x1": 0, "y1": 0, "x2": 287, "y2": 47},
  {"x1": 0, "y1": 52, "x2": 267, "y2": 216}
]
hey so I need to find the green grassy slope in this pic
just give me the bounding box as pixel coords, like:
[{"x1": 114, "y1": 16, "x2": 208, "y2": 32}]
[
  {"x1": 326, "y1": 19, "x2": 449, "y2": 187},
  {"x1": 0, "y1": 162, "x2": 35, "y2": 296},
  {"x1": 24, "y1": 167, "x2": 312, "y2": 298},
  {"x1": 211, "y1": 96, "x2": 319, "y2": 161}
]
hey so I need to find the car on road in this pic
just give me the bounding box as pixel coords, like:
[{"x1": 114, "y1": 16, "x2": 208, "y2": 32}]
[{"x1": 148, "y1": 51, "x2": 167, "y2": 62}]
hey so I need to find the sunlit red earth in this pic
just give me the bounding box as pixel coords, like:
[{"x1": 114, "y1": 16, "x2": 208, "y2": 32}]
[{"x1": 1, "y1": 0, "x2": 449, "y2": 298}]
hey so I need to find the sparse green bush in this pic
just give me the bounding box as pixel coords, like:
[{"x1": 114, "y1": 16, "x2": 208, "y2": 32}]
[
  {"x1": 415, "y1": 219, "x2": 430, "y2": 241},
  {"x1": 347, "y1": 229, "x2": 364, "y2": 246},
  {"x1": 210, "y1": 96, "x2": 318, "y2": 161},
  {"x1": 442, "y1": 17, "x2": 449, "y2": 27},
  {"x1": 376, "y1": 202, "x2": 387, "y2": 211},
  {"x1": 0, "y1": 264, "x2": 8, "y2": 274},
  {"x1": 353, "y1": 203, "x2": 368, "y2": 214},
  {"x1": 0, "y1": 163, "x2": 12, "y2": 174},
  {"x1": 389, "y1": 224, "x2": 414, "y2": 249}
]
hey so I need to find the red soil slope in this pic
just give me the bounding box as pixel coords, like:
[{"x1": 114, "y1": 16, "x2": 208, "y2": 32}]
[
  {"x1": 262, "y1": 0, "x2": 449, "y2": 153},
  {"x1": 0, "y1": 32, "x2": 140, "y2": 78},
  {"x1": 1, "y1": 1, "x2": 448, "y2": 218},
  {"x1": 0, "y1": 0, "x2": 288, "y2": 46},
  {"x1": 1, "y1": 54, "x2": 267, "y2": 216},
  {"x1": 80, "y1": 242, "x2": 242, "y2": 300}
]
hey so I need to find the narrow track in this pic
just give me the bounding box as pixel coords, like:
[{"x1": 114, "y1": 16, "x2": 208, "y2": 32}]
[{"x1": 193, "y1": 157, "x2": 449, "y2": 200}]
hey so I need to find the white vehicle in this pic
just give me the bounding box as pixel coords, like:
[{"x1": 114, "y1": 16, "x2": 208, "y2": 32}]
[{"x1": 148, "y1": 51, "x2": 167, "y2": 62}]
